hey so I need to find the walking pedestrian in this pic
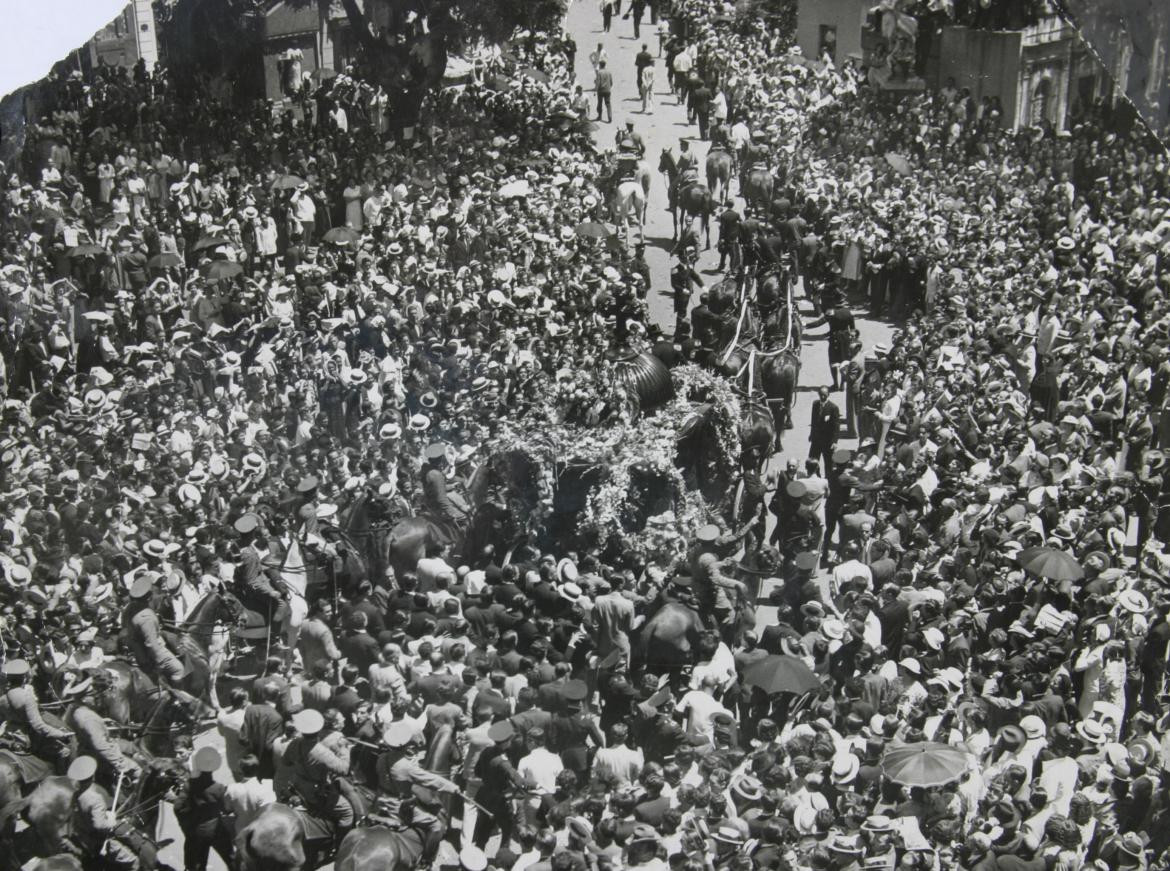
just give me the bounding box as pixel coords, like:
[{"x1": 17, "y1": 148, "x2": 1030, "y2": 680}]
[
  {"x1": 600, "y1": 0, "x2": 615, "y2": 33},
  {"x1": 640, "y1": 65, "x2": 655, "y2": 114},
  {"x1": 627, "y1": 0, "x2": 647, "y2": 38},
  {"x1": 595, "y1": 60, "x2": 614, "y2": 124}
]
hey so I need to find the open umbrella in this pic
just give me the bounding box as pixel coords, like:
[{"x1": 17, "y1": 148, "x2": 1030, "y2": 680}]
[
  {"x1": 574, "y1": 221, "x2": 613, "y2": 240},
  {"x1": 67, "y1": 244, "x2": 105, "y2": 258},
  {"x1": 271, "y1": 174, "x2": 307, "y2": 191},
  {"x1": 517, "y1": 66, "x2": 551, "y2": 85},
  {"x1": 742, "y1": 655, "x2": 821, "y2": 696},
  {"x1": 201, "y1": 261, "x2": 244, "y2": 280},
  {"x1": 885, "y1": 152, "x2": 911, "y2": 176},
  {"x1": 1018, "y1": 546, "x2": 1084, "y2": 581},
  {"x1": 192, "y1": 236, "x2": 229, "y2": 253},
  {"x1": 148, "y1": 253, "x2": 183, "y2": 269},
  {"x1": 881, "y1": 742, "x2": 970, "y2": 787},
  {"x1": 323, "y1": 227, "x2": 360, "y2": 245}
]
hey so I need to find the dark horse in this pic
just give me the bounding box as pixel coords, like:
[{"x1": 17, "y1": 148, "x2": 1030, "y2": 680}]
[
  {"x1": 333, "y1": 808, "x2": 442, "y2": 871},
  {"x1": 659, "y1": 148, "x2": 714, "y2": 248},
  {"x1": 719, "y1": 343, "x2": 801, "y2": 432},
  {"x1": 382, "y1": 480, "x2": 517, "y2": 581},
  {"x1": 758, "y1": 265, "x2": 803, "y2": 350}
]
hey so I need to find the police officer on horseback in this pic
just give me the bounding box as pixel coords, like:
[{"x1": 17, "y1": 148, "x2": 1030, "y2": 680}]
[
  {"x1": 282, "y1": 708, "x2": 357, "y2": 835},
  {"x1": 122, "y1": 576, "x2": 187, "y2": 687},
  {"x1": 615, "y1": 120, "x2": 646, "y2": 158},
  {"x1": 0, "y1": 658, "x2": 72, "y2": 765},
  {"x1": 232, "y1": 512, "x2": 287, "y2": 617}
]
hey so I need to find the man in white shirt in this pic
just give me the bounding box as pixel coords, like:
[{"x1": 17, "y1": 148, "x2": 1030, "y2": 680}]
[
  {"x1": 832, "y1": 540, "x2": 873, "y2": 599},
  {"x1": 289, "y1": 186, "x2": 317, "y2": 241},
  {"x1": 677, "y1": 675, "x2": 731, "y2": 743},
  {"x1": 224, "y1": 754, "x2": 276, "y2": 834},
  {"x1": 517, "y1": 727, "x2": 563, "y2": 797},
  {"x1": 592, "y1": 723, "x2": 644, "y2": 789}
]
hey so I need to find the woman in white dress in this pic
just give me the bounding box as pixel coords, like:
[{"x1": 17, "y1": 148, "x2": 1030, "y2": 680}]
[
  {"x1": 343, "y1": 176, "x2": 364, "y2": 231},
  {"x1": 97, "y1": 159, "x2": 115, "y2": 204}
]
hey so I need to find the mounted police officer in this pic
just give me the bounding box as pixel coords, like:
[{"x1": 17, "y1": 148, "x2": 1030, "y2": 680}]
[
  {"x1": 233, "y1": 511, "x2": 287, "y2": 617},
  {"x1": 420, "y1": 443, "x2": 469, "y2": 546},
  {"x1": 281, "y1": 708, "x2": 356, "y2": 835},
  {"x1": 121, "y1": 575, "x2": 186, "y2": 687},
  {"x1": 0, "y1": 658, "x2": 72, "y2": 765}
]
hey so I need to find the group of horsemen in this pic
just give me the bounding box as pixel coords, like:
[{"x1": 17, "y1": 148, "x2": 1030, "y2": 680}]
[
  {"x1": 0, "y1": 451, "x2": 473, "y2": 867},
  {"x1": 614, "y1": 117, "x2": 782, "y2": 269}
]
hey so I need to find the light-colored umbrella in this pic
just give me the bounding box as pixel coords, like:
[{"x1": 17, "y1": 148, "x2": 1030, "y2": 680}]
[
  {"x1": 497, "y1": 179, "x2": 531, "y2": 199},
  {"x1": 885, "y1": 152, "x2": 911, "y2": 176},
  {"x1": 881, "y1": 742, "x2": 970, "y2": 787}
]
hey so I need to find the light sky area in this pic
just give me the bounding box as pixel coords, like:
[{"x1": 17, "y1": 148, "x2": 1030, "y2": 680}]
[{"x1": 0, "y1": 0, "x2": 129, "y2": 99}]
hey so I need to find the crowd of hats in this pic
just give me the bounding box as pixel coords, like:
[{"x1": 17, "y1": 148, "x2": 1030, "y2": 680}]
[
  {"x1": 0, "y1": 22, "x2": 672, "y2": 648},
  {"x1": 3, "y1": 0, "x2": 1170, "y2": 868},
  {"x1": 660, "y1": 0, "x2": 1170, "y2": 867}
]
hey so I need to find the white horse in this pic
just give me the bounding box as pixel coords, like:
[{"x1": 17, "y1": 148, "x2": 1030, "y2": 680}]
[{"x1": 612, "y1": 179, "x2": 647, "y2": 245}]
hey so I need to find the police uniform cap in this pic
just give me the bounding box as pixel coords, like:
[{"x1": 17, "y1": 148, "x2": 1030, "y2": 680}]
[
  {"x1": 832, "y1": 449, "x2": 853, "y2": 464},
  {"x1": 233, "y1": 512, "x2": 261, "y2": 535},
  {"x1": 2, "y1": 658, "x2": 30, "y2": 676},
  {"x1": 292, "y1": 709, "x2": 325, "y2": 736},
  {"x1": 129, "y1": 576, "x2": 155, "y2": 599},
  {"x1": 191, "y1": 746, "x2": 222, "y2": 773},
  {"x1": 67, "y1": 756, "x2": 98, "y2": 781},
  {"x1": 562, "y1": 679, "x2": 589, "y2": 701},
  {"x1": 424, "y1": 443, "x2": 448, "y2": 461},
  {"x1": 696, "y1": 523, "x2": 720, "y2": 543},
  {"x1": 296, "y1": 475, "x2": 319, "y2": 494},
  {"x1": 786, "y1": 479, "x2": 807, "y2": 498},
  {"x1": 488, "y1": 720, "x2": 515, "y2": 743}
]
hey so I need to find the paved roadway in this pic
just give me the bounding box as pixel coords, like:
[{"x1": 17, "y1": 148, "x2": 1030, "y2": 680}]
[
  {"x1": 150, "y1": 13, "x2": 895, "y2": 867},
  {"x1": 564, "y1": 1, "x2": 894, "y2": 622}
]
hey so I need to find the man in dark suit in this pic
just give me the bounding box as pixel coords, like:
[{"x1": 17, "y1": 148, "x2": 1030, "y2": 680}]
[
  {"x1": 239, "y1": 682, "x2": 284, "y2": 779},
  {"x1": 809, "y1": 386, "x2": 841, "y2": 476},
  {"x1": 338, "y1": 611, "x2": 380, "y2": 672},
  {"x1": 877, "y1": 584, "x2": 910, "y2": 656}
]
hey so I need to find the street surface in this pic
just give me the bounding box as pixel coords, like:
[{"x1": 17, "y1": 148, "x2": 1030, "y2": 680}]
[
  {"x1": 565, "y1": 1, "x2": 894, "y2": 627},
  {"x1": 154, "y1": 10, "x2": 895, "y2": 867}
]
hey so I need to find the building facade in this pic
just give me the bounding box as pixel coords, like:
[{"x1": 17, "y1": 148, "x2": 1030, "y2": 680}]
[{"x1": 85, "y1": 1, "x2": 159, "y2": 74}]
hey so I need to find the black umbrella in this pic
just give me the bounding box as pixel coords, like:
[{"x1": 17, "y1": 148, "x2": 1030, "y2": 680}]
[
  {"x1": 67, "y1": 244, "x2": 105, "y2": 258},
  {"x1": 201, "y1": 261, "x2": 244, "y2": 280},
  {"x1": 271, "y1": 174, "x2": 307, "y2": 191},
  {"x1": 323, "y1": 227, "x2": 360, "y2": 245},
  {"x1": 148, "y1": 253, "x2": 183, "y2": 269},
  {"x1": 742, "y1": 655, "x2": 821, "y2": 696},
  {"x1": 192, "y1": 236, "x2": 229, "y2": 253}
]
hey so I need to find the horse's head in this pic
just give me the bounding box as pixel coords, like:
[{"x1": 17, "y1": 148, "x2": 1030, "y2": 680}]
[
  {"x1": 658, "y1": 147, "x2": 675, "y2": 173},
  {"x1": 212, "y1": 586, "x2": 246, "y2": 627}
]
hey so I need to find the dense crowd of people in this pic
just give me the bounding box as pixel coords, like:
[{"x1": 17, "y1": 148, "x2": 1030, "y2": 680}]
[{"x1": 0, "y1": 0, "x2": 1169, "y2": 869}]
